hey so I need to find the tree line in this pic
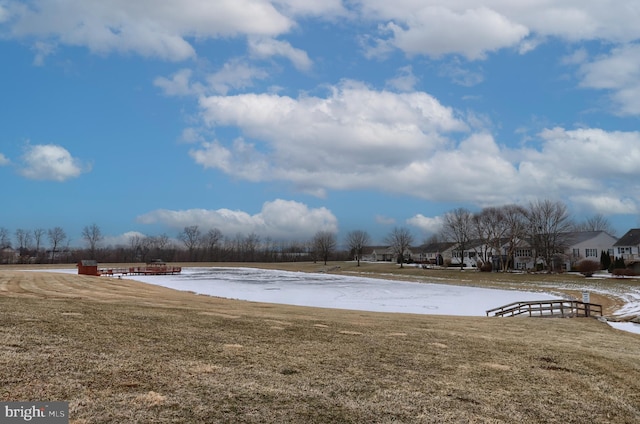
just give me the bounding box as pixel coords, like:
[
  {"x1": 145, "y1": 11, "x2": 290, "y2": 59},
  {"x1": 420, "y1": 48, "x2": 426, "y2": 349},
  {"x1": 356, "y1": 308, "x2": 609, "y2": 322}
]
[{"x1": 0, "y1": 199, "x2": 616, "y2": 269}]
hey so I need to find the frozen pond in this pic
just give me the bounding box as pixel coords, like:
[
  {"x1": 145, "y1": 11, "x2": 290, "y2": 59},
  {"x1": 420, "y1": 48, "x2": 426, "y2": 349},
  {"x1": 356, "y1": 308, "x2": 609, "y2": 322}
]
[{"x1": 125, "y1": 267, "x2": 558, "y2": 316}]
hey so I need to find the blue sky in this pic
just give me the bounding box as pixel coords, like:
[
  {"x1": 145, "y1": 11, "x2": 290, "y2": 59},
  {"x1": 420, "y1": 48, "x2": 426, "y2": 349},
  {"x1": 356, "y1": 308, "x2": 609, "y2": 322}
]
[{"x1": 1, "y1": 0, "x2": 640, "y2": 247}]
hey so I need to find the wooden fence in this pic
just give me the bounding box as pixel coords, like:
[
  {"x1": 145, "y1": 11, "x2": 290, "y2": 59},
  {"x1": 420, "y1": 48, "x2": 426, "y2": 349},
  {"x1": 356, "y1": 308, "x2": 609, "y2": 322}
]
[{"x1": 486, "y1": 299, "x2": 602, "y2": 318}]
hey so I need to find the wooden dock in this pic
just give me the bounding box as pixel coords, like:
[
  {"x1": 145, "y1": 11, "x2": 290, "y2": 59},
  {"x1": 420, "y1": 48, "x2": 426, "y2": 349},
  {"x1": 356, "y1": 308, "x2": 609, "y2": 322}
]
[
  {"x1": 486, "y1": 299, "x2": 602, "y2": 318},
  {"x1": 99, "y1": 265, "x2": 182, "y2": 276}
]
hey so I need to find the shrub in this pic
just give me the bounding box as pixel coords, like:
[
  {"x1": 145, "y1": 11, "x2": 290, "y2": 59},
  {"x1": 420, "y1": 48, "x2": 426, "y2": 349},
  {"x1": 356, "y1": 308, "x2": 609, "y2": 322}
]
[
  {"x1": 612, "y1": 268, "x2": 638, "y2": 277},
  {"x1": 577, "y1": 260, "x2": 601, "y2": 277},
  {"x1": 479, "y1": 262, "x2": 492, "y2": 272}
]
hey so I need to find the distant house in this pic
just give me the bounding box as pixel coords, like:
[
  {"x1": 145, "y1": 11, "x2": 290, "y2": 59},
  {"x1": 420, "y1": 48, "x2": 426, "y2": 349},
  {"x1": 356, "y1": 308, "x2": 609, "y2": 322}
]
[
  {"x1": 511, "y1": 230, "x2": 617, "y2": 271},
  {"x1": 420, "y1": 242, "x2": 456, "y2": 266},
  {"x1": 0, "y1": 247, "x2": 18, "y2": 264},
  {"x1": 361, "y1": 246, "x2": 394, "y2": 262},
  {"x1": 361, "y1": 246, "x2": 425, "y2": 263},
  {"x1": 427, "y1": 231, "x2": 617, "y2": 271},
  {"x1": 613, "y1": 229, "x2": 640, "y2": 272}
]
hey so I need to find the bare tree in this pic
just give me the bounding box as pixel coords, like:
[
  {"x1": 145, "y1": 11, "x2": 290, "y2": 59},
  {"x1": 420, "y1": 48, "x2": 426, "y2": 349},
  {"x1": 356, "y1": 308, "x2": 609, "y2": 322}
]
[
  {"x1": 243, "y1": 233, "x2": 261, "y2": 262},
  {"x1": 204, "y1": 228, "x2": 223, "y2": 261},
  {"x1": 345, "y1": 230, "x2": 371, "y2": 266},
  {"x1": 312, "y1": 231, "x2": 337, "y2": 265},
  {"x1": 15, "y1": 229, "x2": 32, "y2": 263},
  {"x1": 81, "y1": 223, "x2": 103, "y2": 259},
  {"x1": 385, "y1": 227, "x2": 414, "y2": 268},
  {"x1": 574, "y1": 213, "x2": 616, "y2": 236},
  {"x1": 178, "y1": 225, "x2": 202, "y2": 261},
  {"x1": 472, "y1": 207, "x2": 507, "y2": 265},
  {"x1": 442, "y1": 208, "x2": 474, "y2": 269},
  {"x1": 496, "y1": 204, "x2": 528, "y2": 272},
  {"x1": 33, "y1": 228, "x2": 45, "y2": 263},
  {"x1": 0, "y1": 227, "x2": 10, "y2": 247},
  {"x1": 128, "y1": 234, "x2": 144, "y2": 262},
  {"x1": 527, "y1": 199, "x2": 574, "y2": 272},
  {"x1": 47, "y1": 227, "x2": 66, "y2": 263}
]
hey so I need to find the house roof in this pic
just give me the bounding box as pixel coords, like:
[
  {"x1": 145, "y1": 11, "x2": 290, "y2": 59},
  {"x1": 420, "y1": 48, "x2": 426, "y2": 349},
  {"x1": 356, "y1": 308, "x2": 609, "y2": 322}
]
[
  {"x1": 420, "y1": 241, "x2": 456, "y2": 253},
  {"x1": 614, "y1": 228, "x2": 640, "y2": 247}
]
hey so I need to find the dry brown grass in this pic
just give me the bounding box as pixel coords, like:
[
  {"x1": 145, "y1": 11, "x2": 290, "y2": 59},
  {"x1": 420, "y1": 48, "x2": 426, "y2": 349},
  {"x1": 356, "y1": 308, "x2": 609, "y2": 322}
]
[{"x1": 1, "y1": 262, "x2": 640, "y2": 423}]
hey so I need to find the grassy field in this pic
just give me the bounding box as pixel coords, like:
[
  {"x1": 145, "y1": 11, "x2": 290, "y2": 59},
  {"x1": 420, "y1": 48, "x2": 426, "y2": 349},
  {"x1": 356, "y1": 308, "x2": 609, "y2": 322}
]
[{"x1": 1, "y1": 262, "x2": 639, "y2": 423}]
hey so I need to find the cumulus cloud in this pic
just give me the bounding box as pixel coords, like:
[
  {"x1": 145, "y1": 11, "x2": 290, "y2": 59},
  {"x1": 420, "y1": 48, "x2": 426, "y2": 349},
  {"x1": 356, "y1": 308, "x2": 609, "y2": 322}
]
[
  {"x1": 248, "y1": 37, "x2": 313, "y2": 71},
  {"x1": 19, "y1": 144, "x2": 88, "y2": 181},
  {"x1": 187, "y1": 76, "x2": 640, "y2": 214},
  {"x1": 570, "y1": 195, "x2": 638, "y2": 215},
  {"x1": 385, "y1": 66, "x2": 418, "y2": 92},
  {"x1": 5, "y1": 0, "x2": 294, "y2": 61},
  {"x1": 154, "y1": 69, "x2": 205, "y2": 97},
  {"x1": 578, "y1": 43, "x2": 640, "y2": 115},
  {"x1": 406, "y1": 214, "x2": 443, "y2": 234},
  {"x1": 357, "y1": 1, "x2": 640, "y2": 60},
  {"x1": 137, "y1": 199, "x2": 338, "y2": 240},
  {"x1": 206, "y1": 59, "x2": 270, "y2": 95},
  {"x1": 380, "y1": 7, "x2": 529, "y2": 60},
  {"x1": 193, "y1": 81, "x2": 468, "y2": 193},
  {"x1": 5, "y1": 1, "x2": 640, "y2": 64}
]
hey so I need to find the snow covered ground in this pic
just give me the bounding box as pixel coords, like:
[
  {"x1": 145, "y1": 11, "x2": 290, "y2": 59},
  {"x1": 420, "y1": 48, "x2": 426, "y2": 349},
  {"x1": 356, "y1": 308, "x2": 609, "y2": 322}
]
[
  {"x1": 38, "y1": 267, "x2": 640, "y2": 334},
  {"x1": 126, "y1": 267, "x2": 558, "y2": 316}
]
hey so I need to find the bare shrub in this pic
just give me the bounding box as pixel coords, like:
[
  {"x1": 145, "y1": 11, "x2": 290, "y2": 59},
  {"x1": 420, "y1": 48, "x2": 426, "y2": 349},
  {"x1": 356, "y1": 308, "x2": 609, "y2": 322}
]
[
  {"x1": 612, "y1": 268, "x2": 638, "y2": 277},
  {"x1": 577, "y1": 260, "x2": 601, "y2": 277}
]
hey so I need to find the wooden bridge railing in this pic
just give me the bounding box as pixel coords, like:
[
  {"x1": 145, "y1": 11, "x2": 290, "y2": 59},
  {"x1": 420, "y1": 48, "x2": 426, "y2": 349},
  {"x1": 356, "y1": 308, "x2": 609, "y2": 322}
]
[{"x1": 486, "y1": 299, "x2": 602, "y2": 318}]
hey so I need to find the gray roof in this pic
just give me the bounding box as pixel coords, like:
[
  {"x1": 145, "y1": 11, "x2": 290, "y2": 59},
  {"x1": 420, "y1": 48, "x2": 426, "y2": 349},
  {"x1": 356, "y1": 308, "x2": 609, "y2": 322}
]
[
  {"x1": 614, "y1": 229, "x2": 640, "y2": 247},
  {"x1": 420, "y1": 241, "x2": 457, "y2": 252}
]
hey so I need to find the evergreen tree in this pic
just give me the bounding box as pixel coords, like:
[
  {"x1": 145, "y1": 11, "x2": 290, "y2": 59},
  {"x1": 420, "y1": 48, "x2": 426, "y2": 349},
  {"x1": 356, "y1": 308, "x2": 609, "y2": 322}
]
[
  {"x1": 613, "y1": 256, "x2": 626, "y2": 270},
  {"x1": 600, "y1": 250, "x2": 611, "y2": 270}
]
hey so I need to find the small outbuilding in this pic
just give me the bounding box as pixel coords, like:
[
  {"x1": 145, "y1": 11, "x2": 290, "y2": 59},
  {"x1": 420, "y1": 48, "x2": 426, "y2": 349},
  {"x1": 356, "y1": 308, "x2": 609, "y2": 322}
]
[{"x1": 78, "y1": 259, "x2": 99, "y2": 276}]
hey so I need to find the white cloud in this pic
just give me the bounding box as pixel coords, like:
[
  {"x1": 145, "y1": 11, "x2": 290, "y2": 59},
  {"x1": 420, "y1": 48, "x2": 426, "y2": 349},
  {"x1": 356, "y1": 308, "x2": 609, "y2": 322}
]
[
  {"x1": 0, "y1": 4, "x2": 9, "y2": 23},
  {"x1": 273, "y1": 0, "x2": 346, "y2": 17},
  {"x1": 188, "y1": 76, "x2": 640, "y2": 214},
  {"x1": 406, "y1": 214, "x2": 443, "y2": 234},
  {"x1": 154, "y1": 69, "x2": 205, "y2": 97},
  {"x1": 31, "y1": 40, "x2": 56, "y2": 66},
  {"x1": 364, "y1": 5, "x2": 529, "y2": 60},
  {"x1": 206, "y1": 59, "x2": 270, "y2": 95},
  {"x1": 570, "y1": 195, "x2": 638, "y2": 215},
  {"x1": 357, "y1": 1, "x2": 640, "y2": 59},
  {"x1": 385, "y1": 66, "x2": 418, "y2": 92},
  {"x1": 438, "y1": 61, "x2": 483, "y2": 87},
  {"x1": 137, "y1": 199, "x2": 338, "y2": 240},
  {"x1": 375, "y1": 215, "x2": 396, "y2": 225},
  {"x1": 0, "y1": 153, "x2": 9, "y2": 166},
  {"x1": 5, "y1": 0, "x2": 294, "y2": 61},
  {"x1": 561, "y1": 48, "x2": 588, "y2": 66},
  {"x1": 102, "y1": 231, "x2": 149, "y2": 248},
  {"x1": 19, "y1": 144, "x2": 88, "y2": 181},
  {"x1": 248, "y1": 37, "x2": 313, "y2": 71},
  {"x1": 578, "y1": 43, "x2": 640, "y2": 115},
  {"x1": 193, "y1": 81, "x2": 468, "y2": 192}
]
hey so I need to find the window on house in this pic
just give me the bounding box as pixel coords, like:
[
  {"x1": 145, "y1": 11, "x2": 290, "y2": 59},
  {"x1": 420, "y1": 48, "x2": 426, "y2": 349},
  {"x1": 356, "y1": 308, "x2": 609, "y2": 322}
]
[
  {"x1": 573, "y1": 248, "x2": 580, "y2": 257},
  {"x1": 585, "y1": 249, "x2": 598, "y2": 257},
  {"x1": 516, "y1": 262, "x2": 527, "y2": 270},
  {"x1": 608, "y1": 249, "x2": 614, "y2": 256},
  {"x1": 515, "y1": 249, "x2": 532, "y2": 257},
  {"x1": 618, "y1": 247, "x2": 631, "y2": 254}
]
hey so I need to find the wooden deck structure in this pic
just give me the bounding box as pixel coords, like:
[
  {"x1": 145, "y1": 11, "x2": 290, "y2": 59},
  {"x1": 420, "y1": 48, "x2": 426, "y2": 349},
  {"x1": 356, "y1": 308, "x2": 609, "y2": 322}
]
[
  {"x1": 486, "y1": 299, "x2": 602, "y2": 318},
  {"x1": 98, "y1": 265, "x2": 182, "y2": 276}
]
